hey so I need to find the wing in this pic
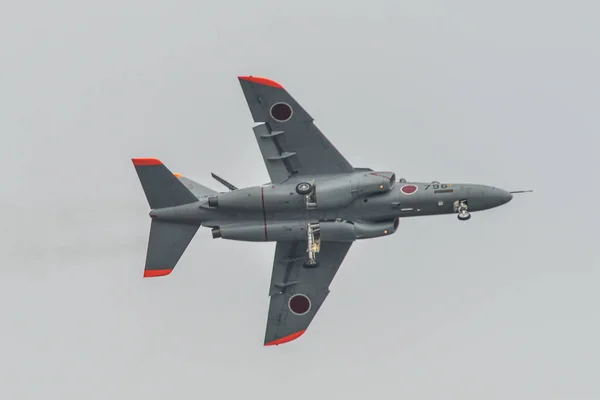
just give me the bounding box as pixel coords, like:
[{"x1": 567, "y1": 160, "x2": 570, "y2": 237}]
[
  {"x1": 264, "y1": 240, "x2": 353, "y2": 346},
  {"x1": 238, "y1": 76, "x2": 354, "y2": 183}
]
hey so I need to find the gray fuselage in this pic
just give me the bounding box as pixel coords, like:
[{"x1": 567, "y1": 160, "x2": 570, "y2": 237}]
[{"x1": 150, "y1": 171, "x2": 513, "y2": 243}]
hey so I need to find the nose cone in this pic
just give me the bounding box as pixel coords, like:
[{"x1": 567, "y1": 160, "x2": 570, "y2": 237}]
[
  {"x1": 493, "y1": 188, "x2": 513, "y2": 208},
  {"x1": 502, "y1": 190, "x2": 513, "y2": 204},
  {"x1": 462, "y1": 185, "x2": 514, "y2": 212}
]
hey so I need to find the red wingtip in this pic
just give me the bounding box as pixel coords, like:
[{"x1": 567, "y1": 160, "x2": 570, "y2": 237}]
[
  {"x1": 238, "y1": 76, "x2": 284, "y2": 89},
  {"x1": 143, "y1": 269, "x2": 173, "y2": 278},
  {"x1": 132, "y1": 158, "x2": 162, "y2": 166},
  {"x1": 264, "y1": 329, "x2": 306, "y2": 346}
]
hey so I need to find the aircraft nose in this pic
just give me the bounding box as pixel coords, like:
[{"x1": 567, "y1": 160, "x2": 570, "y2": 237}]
[
  {"x1": 502, "y1": 190, "x2": 513, "y2": 204},
  {"x1": 467, "y1": 185, "x2": 513, "y2": 211},
  {"x1": 495, "y1": 188, "x2": 513, "y2": 206}
]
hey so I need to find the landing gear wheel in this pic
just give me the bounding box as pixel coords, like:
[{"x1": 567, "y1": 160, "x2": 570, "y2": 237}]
[
  {"x1": 455, "y1": 199, "x2": 470, "y2": 221},
  {"x1": 296, "y1": 182, "x2": 313, "y2": 195},
  {"x1": 303, "y1": 260, "x2": 320, "y2": 269},
  {"x1": 458, "y1": 212, "x2": 471, "y2": 221}
]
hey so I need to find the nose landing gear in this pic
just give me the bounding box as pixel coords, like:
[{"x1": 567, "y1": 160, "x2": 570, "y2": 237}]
[
  {"x1": 454, "y1": 200, "x2": 471, "y2": 221},
  {"x1": 296, "y1": 181, "x2": 317, "y2": 210}
]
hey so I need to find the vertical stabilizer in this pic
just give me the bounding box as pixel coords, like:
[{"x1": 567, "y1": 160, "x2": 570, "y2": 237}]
[
  {"x1": 132, "y1": 157, "x2": 201, "y2": 277},
  {"x1": 143, "y1": 219, "x2": 199, "y2": 277},
  {"x1": 132, "y1": 158, "x2": 198, "y2": 209}
]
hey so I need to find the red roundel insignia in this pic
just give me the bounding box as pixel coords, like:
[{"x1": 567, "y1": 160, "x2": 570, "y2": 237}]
[
  {"x1": 288, "y1": 294, "x2": 311, "y2": 315},
  {"x1": 270, "y1": 102, "x2": 293, "y2": 122},
  {"x1": 401, "y1": 184, "x2": 418, "y2": 195}
]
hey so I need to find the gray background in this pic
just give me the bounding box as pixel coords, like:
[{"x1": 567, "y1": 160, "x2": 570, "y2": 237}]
[{"x1": 1, "y1": 1, "x2": 598, "y2": 398}]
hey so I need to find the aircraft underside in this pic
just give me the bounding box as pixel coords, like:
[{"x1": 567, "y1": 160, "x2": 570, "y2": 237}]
[{"x1": 131, "y1": 75, "x2": 525, "y2": 346}]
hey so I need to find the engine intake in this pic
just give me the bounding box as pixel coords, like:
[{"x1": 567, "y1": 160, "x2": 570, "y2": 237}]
[
  {"x1": 204, "y1": 187, "x2": 263, "y2": 210},
  {"x1": 308, "y1": 171, "x2": 397, "y2": 209},
  {"x1": 353, "y1": 171, "x2": 396, "y2": 196}
]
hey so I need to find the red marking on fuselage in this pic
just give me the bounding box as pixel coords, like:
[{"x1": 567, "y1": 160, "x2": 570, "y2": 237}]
[
  {"x1": 261, "y1": 186, "x2": 268, "y2": 240},
  {"x1": 369, "y1": 172, "x2": 387, "y2": 177},
  {"x1": 401, "y1": 184, "x2": 418, "y2": 195}
]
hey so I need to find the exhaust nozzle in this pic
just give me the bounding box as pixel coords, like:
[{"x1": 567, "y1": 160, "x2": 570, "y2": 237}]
[{"x1": 208, "y1": 196, "x2": 219, "y2": 208}]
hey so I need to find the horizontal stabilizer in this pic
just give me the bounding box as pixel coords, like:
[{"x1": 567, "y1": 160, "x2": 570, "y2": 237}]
[
  {"x1": 132, "y1": 158, "x2": 198, "y2": 209},
  {"x1": 143, "y1": 219, "x2": 199, "y2": 277}
]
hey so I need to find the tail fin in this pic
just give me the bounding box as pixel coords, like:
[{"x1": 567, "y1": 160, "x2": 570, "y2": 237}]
[
  {"x1": 132, "y1": 158, "x2": 202, "y2": 277},
  {"x1": 132, "y1": 158, "x2": 198, "y2": 209},
  {"x1": 143, "y1": 219, "x2": 199, "y2": 277}
]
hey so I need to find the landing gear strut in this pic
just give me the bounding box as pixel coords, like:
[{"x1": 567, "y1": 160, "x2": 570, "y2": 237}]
[
  {"x1": 303, "y1": 222, "x2": 320, "y2": 268},
  {"x1": 454, "y1": 200, "x2": 471, "y2": 221},
  {"x1": 296, "y1": 181, "x2": 317, "y2": 209}
]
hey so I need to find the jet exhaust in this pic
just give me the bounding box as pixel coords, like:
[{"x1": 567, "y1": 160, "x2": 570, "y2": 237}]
[
  {"x1": 211, "y1": 227, "x2": 222, "y2": 238},
  {"x1": 208, "y1": 196, "x2": 219, "y2": 208}
]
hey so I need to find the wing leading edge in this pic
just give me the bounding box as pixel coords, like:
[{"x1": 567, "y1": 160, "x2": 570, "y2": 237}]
[
  {"x1": 264, "y1": 240, "x2": 353, "y2": 346},
  {"x1": 238, "y1": 76, "x2": 354, "y2": 184}
]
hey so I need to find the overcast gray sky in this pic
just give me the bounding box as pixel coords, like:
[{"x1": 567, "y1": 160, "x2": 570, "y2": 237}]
[{"x1": 1, "y1": 0, "x2": 598, "y2": 398}]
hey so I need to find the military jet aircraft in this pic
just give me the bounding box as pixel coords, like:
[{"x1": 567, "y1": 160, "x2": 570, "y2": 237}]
[{"x1": 132, "y1": 75, "x2": 528, "y2": 346}]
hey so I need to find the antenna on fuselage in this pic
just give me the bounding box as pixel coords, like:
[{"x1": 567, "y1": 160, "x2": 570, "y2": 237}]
[
  {"x1": 509, "y1": 190, "x2": 534, "y2": 194},
  {"x1": 211, "y1": 172, "x2": 238, "y2": 191}
]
